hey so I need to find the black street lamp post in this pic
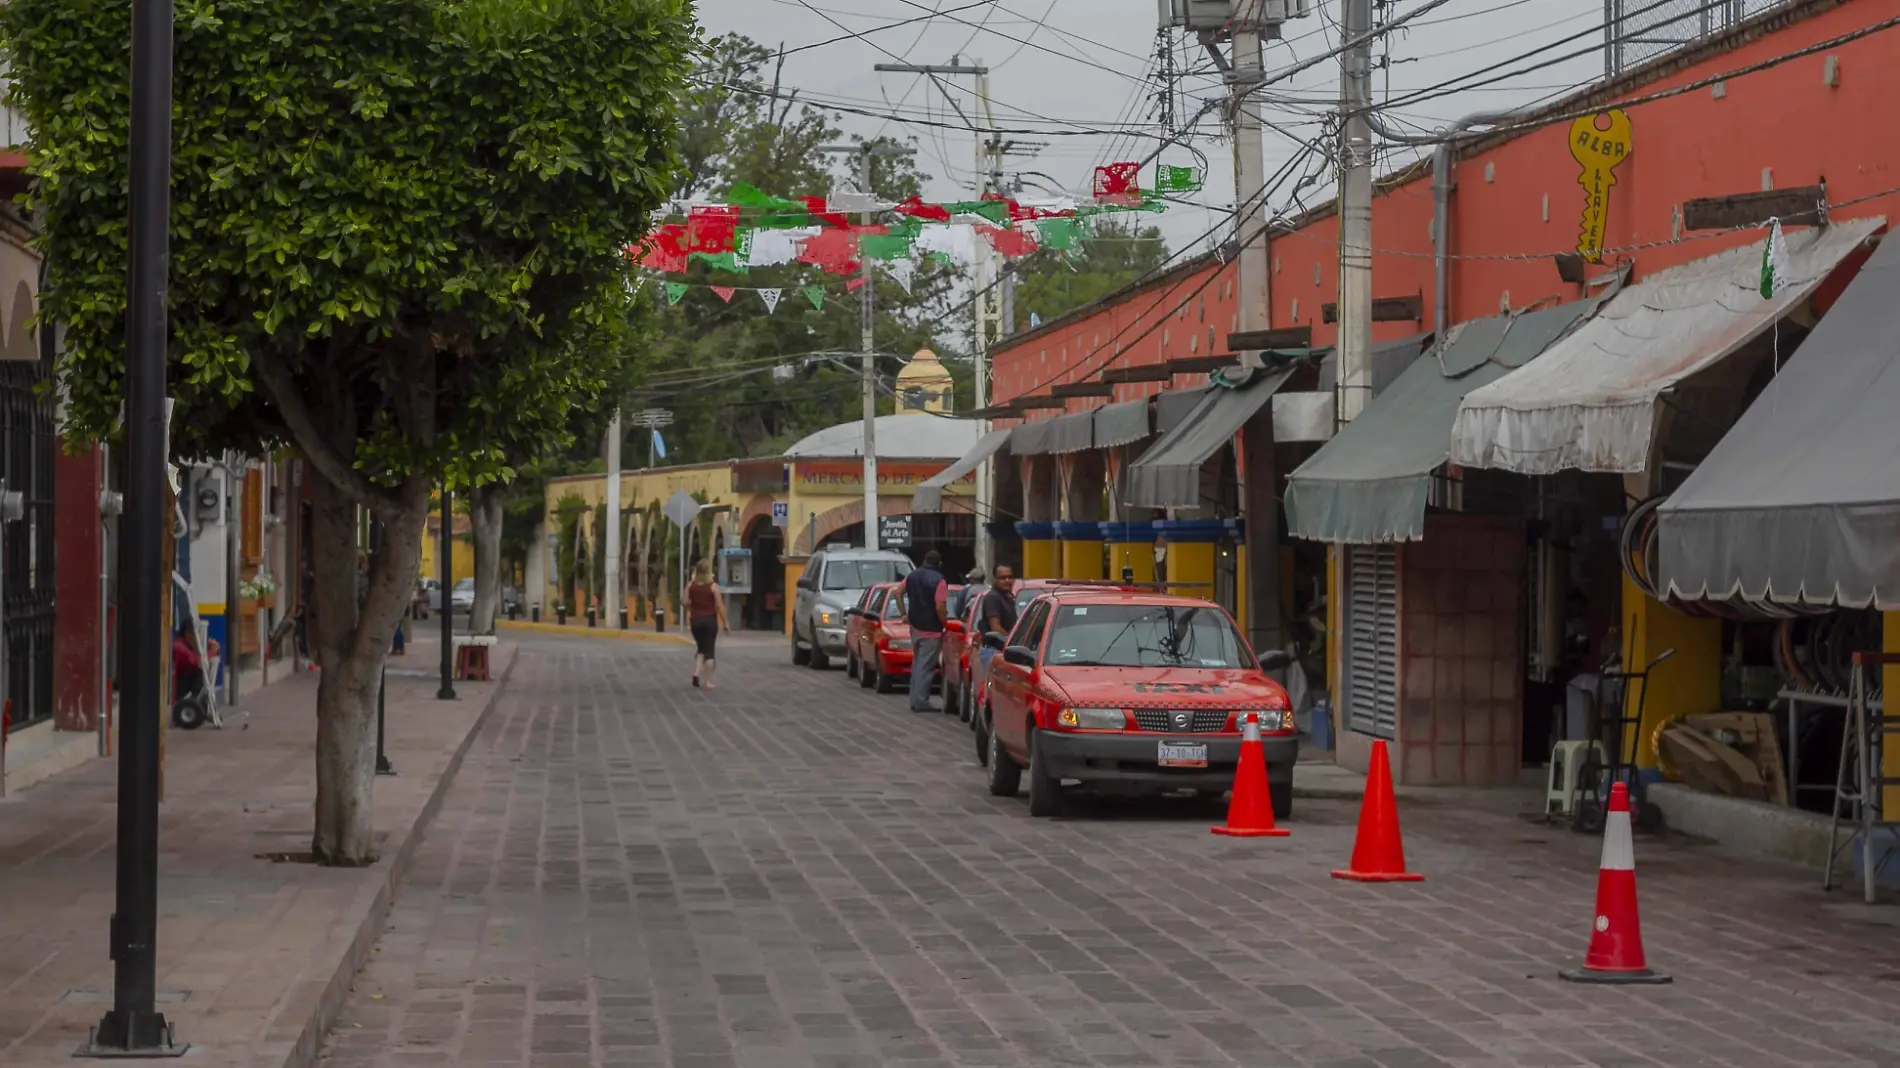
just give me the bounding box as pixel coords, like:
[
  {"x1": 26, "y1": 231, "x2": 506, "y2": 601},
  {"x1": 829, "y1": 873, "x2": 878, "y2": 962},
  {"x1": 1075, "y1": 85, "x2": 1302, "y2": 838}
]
[
  {"x1": 83, "y1": 0, "x2": 187, "y2": 1056},
  {"x1": 437, "y1": 487, "x2": 456, "y2": 701}
]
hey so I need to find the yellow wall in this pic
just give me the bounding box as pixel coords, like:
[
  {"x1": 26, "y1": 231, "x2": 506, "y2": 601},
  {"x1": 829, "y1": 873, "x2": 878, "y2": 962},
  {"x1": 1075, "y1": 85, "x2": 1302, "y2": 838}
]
[
  {"x1": 1168, "y1": 543, "x2": 1215, "y2": 601},
  {"x1": 1620, "y1": 573, "x2": 1722, "y2": 769},
  {"x1": 1022, "y1": 540, "x2": 1059, "y2": 579},
  {"x1": 1107, "y1": 540, "x2": 1155, "y2": 583},
  {"x1": 1060, "y1": 539, "x2": 1104, "y2": 581},
  {"x1": 418, "y1": 532, "x2": 474, "y2": 585},
  {"x1": 783, "y1": 559, "x2": 807, "y2": 636}
]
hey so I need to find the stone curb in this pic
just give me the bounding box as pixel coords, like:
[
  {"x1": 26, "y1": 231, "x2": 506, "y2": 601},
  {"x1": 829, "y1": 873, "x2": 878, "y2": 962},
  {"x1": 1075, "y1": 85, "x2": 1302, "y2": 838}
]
[
  {"x1": 283, "y1": 649, "x2": 520, "y2": 1068},
  {"x1": 497, "y1": 618, "x2": 692, "y2": 646}
]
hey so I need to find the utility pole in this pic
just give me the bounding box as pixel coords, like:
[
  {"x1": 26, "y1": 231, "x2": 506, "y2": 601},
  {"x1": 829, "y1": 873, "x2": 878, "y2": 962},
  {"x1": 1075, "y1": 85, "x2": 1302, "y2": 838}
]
[
  {"x1": 1337, "y1": 0, "x2": 1376, "y2": 422},
  {"x1": 84, "y1": 0, "x2": 184, "y2": 1055},
  {"x1": 875, "y1": 58, "x2": 996, "y2": 569},
  {"x1": 1229, "y1": 2, "x2": 1270, "y2": 370},
  {"x1": 817, "y1": 140, "x2": 915, "y2": 552},
  {"x1": 603, "y1": 411, "x2": 622, "y2": 629}
]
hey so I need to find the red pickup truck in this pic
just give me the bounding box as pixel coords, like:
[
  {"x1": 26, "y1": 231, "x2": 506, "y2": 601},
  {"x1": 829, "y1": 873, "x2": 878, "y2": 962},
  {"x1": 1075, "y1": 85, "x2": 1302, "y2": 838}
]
[{"x1": 978, "y1": 588, "x2": 1297, "y2": 818}]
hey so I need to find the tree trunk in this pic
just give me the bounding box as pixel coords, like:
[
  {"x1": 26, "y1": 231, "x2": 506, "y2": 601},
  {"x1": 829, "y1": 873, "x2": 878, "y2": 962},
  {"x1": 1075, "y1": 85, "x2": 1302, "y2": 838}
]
[
  {"x1": 469, "y1": 483, "x2": 504, "y2": 634},
  {"x1": 309, "y1": 470, "x2": 428, "y2": 866}
]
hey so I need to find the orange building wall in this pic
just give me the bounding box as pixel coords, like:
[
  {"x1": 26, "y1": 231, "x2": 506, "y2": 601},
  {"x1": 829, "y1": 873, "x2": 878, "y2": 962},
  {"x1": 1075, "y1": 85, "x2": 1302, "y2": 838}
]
[{"x1": 991, "y1": 0, "x2": 1900, "y2": 411}]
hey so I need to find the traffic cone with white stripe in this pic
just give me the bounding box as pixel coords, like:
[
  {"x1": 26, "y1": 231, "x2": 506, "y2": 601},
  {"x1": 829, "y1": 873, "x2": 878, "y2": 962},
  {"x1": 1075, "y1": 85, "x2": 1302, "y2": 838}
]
[
  {"x1": 1560, "y1": 782, "x2": 1670, "y2": 984},
  {"x1": 1211, "y1": 711, "x2": 1289, "y2": 838}
]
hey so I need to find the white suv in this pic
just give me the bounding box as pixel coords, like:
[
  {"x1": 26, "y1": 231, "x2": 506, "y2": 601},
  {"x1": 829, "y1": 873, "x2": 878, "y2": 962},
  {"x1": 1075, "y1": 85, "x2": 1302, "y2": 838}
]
[{"x1": 791, "y1": 548, "x2": 913, "y2": 670}]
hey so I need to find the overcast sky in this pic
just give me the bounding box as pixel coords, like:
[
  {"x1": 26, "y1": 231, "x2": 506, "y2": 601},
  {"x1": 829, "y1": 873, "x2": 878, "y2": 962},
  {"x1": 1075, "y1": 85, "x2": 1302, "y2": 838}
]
[{"x1": 693, "y1": 1, "x2": 1770, "y2": 255}]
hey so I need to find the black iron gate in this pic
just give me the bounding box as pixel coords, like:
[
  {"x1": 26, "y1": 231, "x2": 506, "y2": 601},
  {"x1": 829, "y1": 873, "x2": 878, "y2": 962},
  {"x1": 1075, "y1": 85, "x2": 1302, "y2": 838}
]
[{"x1": 1, "y1": 339, "x2": 55, "y2": 729}]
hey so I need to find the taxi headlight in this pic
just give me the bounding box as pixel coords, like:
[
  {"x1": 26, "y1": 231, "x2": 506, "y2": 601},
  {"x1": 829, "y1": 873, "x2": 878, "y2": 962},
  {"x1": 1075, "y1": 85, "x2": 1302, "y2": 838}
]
[
  {"x1": 1056, "y1": 706, "x2": 1127, "y2": 731},
  {"x1": 1233, "y1": 709, "x2": 1296, "y2": 732},
  {"x1": 885, "y1": 638, "x2": 912, "y2": 651}
]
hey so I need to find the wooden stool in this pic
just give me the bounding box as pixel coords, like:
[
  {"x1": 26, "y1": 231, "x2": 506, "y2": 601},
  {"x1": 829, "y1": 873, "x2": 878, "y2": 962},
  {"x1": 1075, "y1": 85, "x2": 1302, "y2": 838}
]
[{"x1": 453, "y1": 637, "x2": 495, "y2": 681}]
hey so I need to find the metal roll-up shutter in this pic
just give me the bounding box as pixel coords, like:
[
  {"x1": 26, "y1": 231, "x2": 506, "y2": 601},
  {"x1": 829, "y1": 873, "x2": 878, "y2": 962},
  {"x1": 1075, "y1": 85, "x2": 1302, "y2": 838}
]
[{"x1": 1345, "y1": 544, "x2": 1398, "y2": 739}]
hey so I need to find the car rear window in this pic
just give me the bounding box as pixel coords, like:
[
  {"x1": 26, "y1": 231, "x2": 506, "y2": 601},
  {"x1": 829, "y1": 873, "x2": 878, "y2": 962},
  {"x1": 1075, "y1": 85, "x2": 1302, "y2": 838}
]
[
  {"x1": 822, "y1": 558, "x2": 914, "y2": 590},
  {"x1": 1045, "y1": 603, "x2": 1256, "y2": 670}
]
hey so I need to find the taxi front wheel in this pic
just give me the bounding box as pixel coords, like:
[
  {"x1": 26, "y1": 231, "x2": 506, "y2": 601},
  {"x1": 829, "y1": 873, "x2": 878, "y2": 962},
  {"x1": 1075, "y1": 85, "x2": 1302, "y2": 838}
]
[{"x1": 1027, "y1": 729, "x2": 1065, "y2": 818}]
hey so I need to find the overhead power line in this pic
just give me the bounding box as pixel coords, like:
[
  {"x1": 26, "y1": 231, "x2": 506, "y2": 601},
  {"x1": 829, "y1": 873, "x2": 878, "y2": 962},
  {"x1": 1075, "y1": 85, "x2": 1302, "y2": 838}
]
[{"x1": 777, "y1": 0, "x2": 1001, "y2": 57}]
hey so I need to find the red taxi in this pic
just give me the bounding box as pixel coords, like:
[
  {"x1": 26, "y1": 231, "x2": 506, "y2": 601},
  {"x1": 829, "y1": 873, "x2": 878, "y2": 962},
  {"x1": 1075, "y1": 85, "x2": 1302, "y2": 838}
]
[
  {"x1": 979, "y1": 589, "x2": 1296, "y2": 818},
  {"x1": 959, "y1": 579, "x2": 1137, "y2": 734},
  {"x1": 845, "y1": 583, "x2": 909, "y2": 693}
]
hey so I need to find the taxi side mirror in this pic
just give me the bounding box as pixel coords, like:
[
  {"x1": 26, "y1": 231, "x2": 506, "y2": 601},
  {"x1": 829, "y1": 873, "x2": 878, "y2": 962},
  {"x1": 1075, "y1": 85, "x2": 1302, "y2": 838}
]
[
  {"x1": 981, "y1": 632, "x2": 1007, "y2": 651},
  {"x1": 1258, "y1": 649, "x2": 1294, "y2": 671},
  {"x1": 1003, "y1": 645, "x2": 1037, "y2": 668}
]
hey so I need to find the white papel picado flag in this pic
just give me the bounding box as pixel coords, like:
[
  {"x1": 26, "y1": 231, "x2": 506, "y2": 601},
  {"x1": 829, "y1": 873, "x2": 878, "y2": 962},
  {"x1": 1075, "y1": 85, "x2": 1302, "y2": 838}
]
[
  {"x1": 1760, "y1": 217, "x2": 1791, "y2": 299},
  {"x1": 758, "y1": 288, "x2": 781, "y2": 314}
]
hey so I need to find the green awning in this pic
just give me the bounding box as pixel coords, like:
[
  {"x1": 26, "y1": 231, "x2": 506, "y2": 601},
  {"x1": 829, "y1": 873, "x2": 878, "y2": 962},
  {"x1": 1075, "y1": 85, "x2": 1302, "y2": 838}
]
[{"x1": 1284, "y1": 300, "x2": 1599, "y2": 543}]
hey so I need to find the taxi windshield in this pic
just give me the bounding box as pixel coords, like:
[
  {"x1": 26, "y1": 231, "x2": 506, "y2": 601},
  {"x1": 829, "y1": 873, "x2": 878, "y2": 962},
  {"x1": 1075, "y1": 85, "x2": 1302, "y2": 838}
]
[{"x1": 1044, "y1": 603, "x2": 1256, "y2": 670}]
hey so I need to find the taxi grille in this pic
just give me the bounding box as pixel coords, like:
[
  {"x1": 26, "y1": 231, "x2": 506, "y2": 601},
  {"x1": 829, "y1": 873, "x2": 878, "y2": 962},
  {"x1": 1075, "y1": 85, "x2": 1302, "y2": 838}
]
[{"x1": 1131, "y1": 709, "x2": 1231, "y2": 733}]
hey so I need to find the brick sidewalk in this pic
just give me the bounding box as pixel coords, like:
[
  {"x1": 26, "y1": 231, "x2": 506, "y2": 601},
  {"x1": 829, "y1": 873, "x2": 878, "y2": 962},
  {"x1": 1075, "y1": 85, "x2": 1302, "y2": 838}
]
[{"x1": 0, "y1": 638, "x2": 516, "y2": 1068}]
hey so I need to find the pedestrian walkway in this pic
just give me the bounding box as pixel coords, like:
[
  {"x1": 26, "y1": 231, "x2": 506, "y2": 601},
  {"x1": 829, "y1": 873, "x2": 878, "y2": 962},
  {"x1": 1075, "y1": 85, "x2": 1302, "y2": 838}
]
[
  {"x1": 318, "y1": 634, "x2": 1900, "y2": 1068},
  {"x1": 0, "y1": 638, "x2": 516, "y2": 1068},
  {"x1": 497, "y1": 618, "x2": 691, "y2": 647}
]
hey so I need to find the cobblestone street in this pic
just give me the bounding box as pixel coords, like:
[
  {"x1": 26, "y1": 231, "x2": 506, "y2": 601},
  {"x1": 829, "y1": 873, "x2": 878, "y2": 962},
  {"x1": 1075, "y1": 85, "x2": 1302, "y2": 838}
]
[{"x1": 317, "y1": 633, "x2": 1900, "y2": 1068}]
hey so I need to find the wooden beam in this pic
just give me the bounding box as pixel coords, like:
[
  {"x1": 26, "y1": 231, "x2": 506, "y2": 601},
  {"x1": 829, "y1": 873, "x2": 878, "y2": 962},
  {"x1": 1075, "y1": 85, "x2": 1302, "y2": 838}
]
[
  {"x1": 1102, "y1": 363, "x2": 1175, "y2": 383},
  {"x1": 1682, "y1": 185, "x2": 1827, "y2": 232},
  {"x1": 966, "y1": 404, "x2": 1015, "y2": 419},
  {"x1": 1227, "y1": 325, "x2": 1313, "y2": 351},
  {"x1": 1166, "y1": 355, "x2": 1238, "y2": 375},
  {"x1": 1049, "y1": 381, "x2": 1116, "y2": 398},
  {"x1": 1015, "y1": 395, "x2": 1069, "y2": 410},
  {"x1": 1320, "y1": 294, "x2": 1424, "y2": 325}
]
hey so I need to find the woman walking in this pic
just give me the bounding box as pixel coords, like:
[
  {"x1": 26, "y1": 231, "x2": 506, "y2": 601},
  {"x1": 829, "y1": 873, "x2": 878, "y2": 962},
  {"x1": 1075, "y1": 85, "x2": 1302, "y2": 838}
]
[{"x1": 687, "y1": 560, "x2": 728, "y2": 689}]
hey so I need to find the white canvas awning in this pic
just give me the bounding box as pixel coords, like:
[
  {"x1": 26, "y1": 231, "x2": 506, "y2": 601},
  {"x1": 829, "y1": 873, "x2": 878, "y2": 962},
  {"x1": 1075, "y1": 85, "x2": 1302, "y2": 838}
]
[
  {"x1": 1449, "y1": 217, "x2": 1884, "y2": 475},
  {"x1": 911, "y1": 429, "x2": 1010, "y2": 513}
]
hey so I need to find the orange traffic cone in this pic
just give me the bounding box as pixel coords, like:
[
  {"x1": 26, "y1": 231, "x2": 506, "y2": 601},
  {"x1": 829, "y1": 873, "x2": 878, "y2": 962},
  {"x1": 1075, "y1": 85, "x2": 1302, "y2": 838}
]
[
  {"x1": 1331, "y1": 739, "x2": 1421, "y2": 882},
  {"x1": 1561, "y1": 782, "x2": 1670, "y2": 984},
  {"x1": 1212, "y1": 711, "x2": 1289, "y2": 838}
]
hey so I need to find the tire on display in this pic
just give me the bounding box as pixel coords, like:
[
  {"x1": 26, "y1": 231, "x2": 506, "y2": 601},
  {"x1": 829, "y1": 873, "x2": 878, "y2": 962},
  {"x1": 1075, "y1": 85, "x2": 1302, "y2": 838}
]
[
  {"x1": 809, "y1": 639, "x2": 831, "y2": 671},
  {"x1": 1026, "y1": 728, "x2": 1064, "y2": 818},
  {"x1": 985, "y1": 718, "x2": 1019, "y2": 796},
  {"x1": 846, "y1": 654, "x2": 859, "y2": 681},
  {"x1": 792, "y1": 635, "x2": 810, "y2": 666},
  {"x1": 974, "y1": 708, "x2": 991, "y2": 767},
  {"x1": 944, "y1": 682, "x2": 959, "y2": 716},
  {"x1": 858, "y1": 659, "x2": 875, "y2": 689},
  {"x1": 874, "y1": 664, "x2": 899, "y2": 694},
  {"x1": 172, "y1": 696, "x2": 208, "y2": 731},
  {"x1": 1270, "y1": 780, "x2": 1292, "y2": 822}
]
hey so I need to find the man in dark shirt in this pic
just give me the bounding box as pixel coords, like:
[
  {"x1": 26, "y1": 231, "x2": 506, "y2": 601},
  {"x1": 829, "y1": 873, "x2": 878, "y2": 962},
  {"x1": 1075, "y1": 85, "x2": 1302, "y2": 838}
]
[
  {"x1": 903, "y1": 550, "x2": 949, "y2": 713},
  {"x1": 976, "y1": 565, "x2": 1019, "y2": 696}
]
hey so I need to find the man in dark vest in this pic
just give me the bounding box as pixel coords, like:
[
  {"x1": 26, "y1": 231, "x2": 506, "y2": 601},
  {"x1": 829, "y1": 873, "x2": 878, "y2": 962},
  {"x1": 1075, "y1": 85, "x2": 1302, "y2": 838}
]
[{"x1": 903, "y1": 550, "x2": 949, "y2": 713}]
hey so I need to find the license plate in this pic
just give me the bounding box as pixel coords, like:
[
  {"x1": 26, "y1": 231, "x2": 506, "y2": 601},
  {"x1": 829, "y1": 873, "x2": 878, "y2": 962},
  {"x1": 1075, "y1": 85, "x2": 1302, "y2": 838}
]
[{"x1": 1158, "y1": 742, "x2": 1208, "y2": 768}]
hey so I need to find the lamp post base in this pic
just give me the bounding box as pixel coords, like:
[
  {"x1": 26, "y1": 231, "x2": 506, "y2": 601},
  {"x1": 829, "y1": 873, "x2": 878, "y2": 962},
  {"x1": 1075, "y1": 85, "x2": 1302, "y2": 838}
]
[{"x1": 76, "y1": 1013, "x2": 188, "y2": 1058}]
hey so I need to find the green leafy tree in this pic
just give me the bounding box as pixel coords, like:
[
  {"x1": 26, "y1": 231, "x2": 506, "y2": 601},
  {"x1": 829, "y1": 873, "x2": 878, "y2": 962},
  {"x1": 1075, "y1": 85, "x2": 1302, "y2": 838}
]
[
  {"x1": 2, "y1": 0, "x2": 695, "y2": 864},
  {"x1": 1011, "y1": 219, "x2": 1170, "y2": 330}
]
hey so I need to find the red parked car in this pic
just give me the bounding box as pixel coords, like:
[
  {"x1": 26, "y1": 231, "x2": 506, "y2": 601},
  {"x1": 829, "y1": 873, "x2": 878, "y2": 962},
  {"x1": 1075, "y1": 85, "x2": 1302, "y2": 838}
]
[
  {"x1": 956, "y1": 579, "x2": 1139, "y2": 734},
  {"x1": 846, "y1": 583, "x2": 913, "y2": 694},
  {"x1": 978, "y1": 588, "x2": 1297, "y2": 818}
]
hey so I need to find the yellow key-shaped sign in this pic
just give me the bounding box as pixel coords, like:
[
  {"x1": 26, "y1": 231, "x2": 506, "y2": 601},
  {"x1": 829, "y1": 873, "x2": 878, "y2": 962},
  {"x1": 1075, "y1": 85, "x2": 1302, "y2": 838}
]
[{"x1": 1569, "y1": 110, "x2": 1632, "y2": 264}]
